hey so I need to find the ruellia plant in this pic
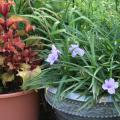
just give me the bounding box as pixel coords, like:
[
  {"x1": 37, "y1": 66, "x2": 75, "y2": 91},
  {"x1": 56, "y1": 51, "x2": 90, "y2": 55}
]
[
  {"x1": 23, "y1": 0, "x2": 120, "y2": 113},
  {"x1": 0, "y1": 0, "x2": 42, "y2": 93}
]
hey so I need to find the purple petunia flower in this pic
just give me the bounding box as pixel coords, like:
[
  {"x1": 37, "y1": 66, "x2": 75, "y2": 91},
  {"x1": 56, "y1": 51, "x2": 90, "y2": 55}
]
[
  {"x1": 46, "y1": 45, "x2": 60, "y2": 65},
  {"x1": 102, "y1": 78, "x2": 119, "y2": 94},
  {"x1": 69, "y1": 44, "x2": 85, "y2": 57}
]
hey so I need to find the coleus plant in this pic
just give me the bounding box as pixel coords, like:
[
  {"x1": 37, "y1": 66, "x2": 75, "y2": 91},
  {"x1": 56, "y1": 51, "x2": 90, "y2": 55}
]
[{"x1": 0, "y1": 0, "x2": 42, "y2": 93}]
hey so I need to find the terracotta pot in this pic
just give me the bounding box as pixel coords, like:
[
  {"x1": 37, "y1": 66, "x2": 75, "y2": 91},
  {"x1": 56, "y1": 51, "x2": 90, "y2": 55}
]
[{"x1": 0, "y1": 90, "x2": 39, "y2": 120}]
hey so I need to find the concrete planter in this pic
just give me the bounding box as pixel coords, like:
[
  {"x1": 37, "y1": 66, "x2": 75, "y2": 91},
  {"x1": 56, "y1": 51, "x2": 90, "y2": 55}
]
[{"x1": 45, "y1": 88, "x2": 120, "y2": 120}]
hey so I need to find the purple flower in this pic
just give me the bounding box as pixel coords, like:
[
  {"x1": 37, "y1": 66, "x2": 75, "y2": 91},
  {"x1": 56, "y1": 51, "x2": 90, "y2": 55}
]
[
  {"x1": 51, "y1": 45, "x2": 61, "y2": 54},
  {"x1": 102, "y1": 78, "x2": 119, "y2": 94},
  {"x1": 46, "y1": 45, "x2": 60, "y2": 65},
  {"x1": 69, "y1": 44, "x2": 85, "y2": 57},
  {"x1": 46, "y1": 52, "x2": 59, "y2": 65}
]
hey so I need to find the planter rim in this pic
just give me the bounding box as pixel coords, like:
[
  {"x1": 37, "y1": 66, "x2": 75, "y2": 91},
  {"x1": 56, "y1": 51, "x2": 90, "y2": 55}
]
[
  {"x1": 47, "y1": 87, "x2": 114, "y2": 103},
  {"x1": 0, "y1": 90, "x2": 35, "y2": 99}
]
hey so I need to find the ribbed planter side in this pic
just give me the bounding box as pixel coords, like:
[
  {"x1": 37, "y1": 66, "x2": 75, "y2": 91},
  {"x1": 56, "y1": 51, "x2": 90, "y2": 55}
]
[
  {"x1": 45, "y1": 89, "x2": 120, "y2": 120},
  {"x1": 55, "y1": 110, "x2": 119, "y2": 120}
]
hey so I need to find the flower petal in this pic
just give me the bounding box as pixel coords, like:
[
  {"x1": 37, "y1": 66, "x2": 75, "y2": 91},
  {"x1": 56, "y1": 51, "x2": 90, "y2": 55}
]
[
  {"x1": 102, "y1": 83, "x2": 108, "y2": 90},
  {"x1": 51, "y1": 44, "x2": 61, "y2": 54},
  {"x1": 109, "y1": 78, "x2": 115, "y2": 85},
  {"x1": 69, "y1": 44, "x2": 79, "y2": 52},
  {"x1": 71, "y1": 50, "x2": 78, "y2": 57},
  {"x1": 46, "y1": 53, "x2": 58, "y2": 65},
  {"x1": 77, "y1": 48, "x2": 85, "y2": 57},
  {"x1": 69, "y1": 44, "x2": 85, "y2": 57},
  {"x1": 102, "y1": 78, "x2": 119, "y2": 94},
  {"x1": 105, "y1": 79, "x2": 109, "y2": 84},
  {"x1": 108, "y1": 88, "x2": 115, "y2": 94}
]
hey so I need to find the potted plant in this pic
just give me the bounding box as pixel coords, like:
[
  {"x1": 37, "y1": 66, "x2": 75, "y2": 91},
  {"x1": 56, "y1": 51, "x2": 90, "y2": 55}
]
[
  {"x1": 44, "y1": 41, "x2": 120, "y2": 120},
  {"x1": 41, "y1": 26, "x2": 120, "y2": 119},
  {"x1": 0, "y1": 0, "x2": 42, "y2": 120},
  {"x1": 22, "y1": 1, "x2": 120, "y2": 120}
]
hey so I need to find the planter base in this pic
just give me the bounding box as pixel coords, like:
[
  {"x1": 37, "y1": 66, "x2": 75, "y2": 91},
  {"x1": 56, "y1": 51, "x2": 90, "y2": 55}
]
[{"x1": 55, "y1": 110, "x2": 120, "y2": 120}]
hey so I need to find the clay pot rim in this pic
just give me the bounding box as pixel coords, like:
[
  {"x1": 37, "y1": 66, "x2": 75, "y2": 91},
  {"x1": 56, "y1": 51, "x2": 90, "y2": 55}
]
[{"x1": 0, "y1": 90, "x2": 34, "y2": 99}]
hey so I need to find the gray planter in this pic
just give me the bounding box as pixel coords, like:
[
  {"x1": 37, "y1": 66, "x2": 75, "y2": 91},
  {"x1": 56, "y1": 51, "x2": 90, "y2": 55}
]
[{"x1": 45, "y1": 88, "x2": 120, "y2": 120}]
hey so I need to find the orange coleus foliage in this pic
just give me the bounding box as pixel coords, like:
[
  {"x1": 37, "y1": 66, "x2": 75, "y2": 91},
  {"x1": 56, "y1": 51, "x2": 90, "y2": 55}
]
[
  {"x1": 0, "y1": 0, "x2": 42, "y2": 88},
  {"x1": 0, "y1": 1, "x2": 39, "y2": 70},
  {"x1": 7, "y1": 16, "x2": 35, "y2": 32}
]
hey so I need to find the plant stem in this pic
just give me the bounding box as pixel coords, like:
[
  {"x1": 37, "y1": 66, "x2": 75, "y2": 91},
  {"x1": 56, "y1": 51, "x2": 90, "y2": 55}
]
[
  {"x1": 73, "y1": 0, "x2": 75, "y2": 7},
  {"x1": 4, "y1": 17, "x2": 8, "y2": 33},
  {"x1": 115, "y1": 0, "x2": 119, "y2": 11}
]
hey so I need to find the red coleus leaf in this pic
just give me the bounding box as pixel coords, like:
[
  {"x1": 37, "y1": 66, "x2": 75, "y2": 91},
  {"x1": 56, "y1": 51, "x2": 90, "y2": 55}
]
[
  {"x1": 5, "y1": 52, "x2": 21, "y2": 70},
  {"x1": 0, "y1": 3, "x2": 10, "y2": 17},
  {"x1": 0, "y1": 18, "x2": 4, "y2": 25},
  {"x1": 4, "y1": 47, "x2": 40, "y2": 71},
  {"x1": 13, "y1": 37, "x2": 25, "y2": 49},
  {"x1": 0, "y1": 0, "x2": 15, "y2": 17},
  {"x1": 1, "y1": 29, "x2": 13, "y2": 42},
  {"x1": 10, "y1": 23, "x2": 18, "y2": 30},
  {"x1": 3, "y1": 34, "x2": 8, "y2": 42},
  {"x1": 7, "y1": 16, "x2": 29, "y2": 25},
  {"x1": 7, "y1": 16, "x2": 34, "y2": 32},
  {"x1": 0, "y1": 30, "x2": 25, "y2": 49},
  {"x1": 21, "y1": 47, "x2": 37, "y2": 63},
  {"x1": 4, "y1": 42, "x2": 17, "y2": 53},
  {"x1": 7, "y1": 29, "x2": 13, "y2": 38},
  {"x1": 8, "y1": 0, "x2": 15, "y2": 5}
]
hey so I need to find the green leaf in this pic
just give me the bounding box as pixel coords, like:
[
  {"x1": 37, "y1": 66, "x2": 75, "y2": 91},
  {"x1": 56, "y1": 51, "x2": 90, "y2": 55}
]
[{"x1": 113, "y1": 96, "x2": 120, "y2": 115}]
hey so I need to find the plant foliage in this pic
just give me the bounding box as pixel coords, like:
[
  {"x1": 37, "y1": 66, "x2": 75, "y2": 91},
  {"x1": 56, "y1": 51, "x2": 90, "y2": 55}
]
[{"x1": 23, "y1": 0, "x2": 120, "y2": 112}]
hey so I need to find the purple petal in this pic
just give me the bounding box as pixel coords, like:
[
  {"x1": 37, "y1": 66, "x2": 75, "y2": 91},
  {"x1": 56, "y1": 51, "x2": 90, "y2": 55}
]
[
  {"x1": 69, "y1": 44, "x2": 79, "y2": 52},
  {"x1": 71, "y1": 48, "x2": 85, "y2": 57},
  {"x1": 51, "y1": 44, "x2": 61, "y2": 54},
  {"x1": 105, "y1": 79, "x2": 109, "y2": 84},
  {"x1": 46, "y1": 52, "x2": 58, "y2": 65},
  {"x1": 77, "y1": 48, "x2": 85, "y2": 57},
  {"x1": 108, "y1": 78, "x2": 115, "y2": 85},
  {"x1": 71, "y1": 50, "x2": 78, "y2": 57},
  {"x1": 108, "y1": 88, "x2": 115, "y2": 94},
  {"x1": 102, "y1": 83, "x2": 108, "y2": 90},
  {"x1": 46, "y1": 45, "x2": 61, "y2": 65},
  {"x1": 69, "y1": 44, "x2": 85, "y2": 57},
  {"x1": 102, "y1": 78, "x2": 119, "y2": 94}
]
